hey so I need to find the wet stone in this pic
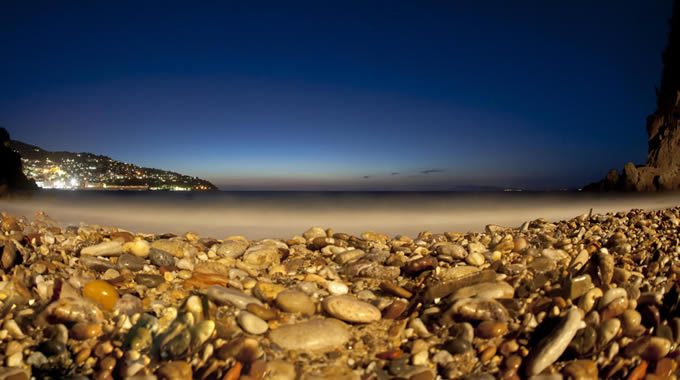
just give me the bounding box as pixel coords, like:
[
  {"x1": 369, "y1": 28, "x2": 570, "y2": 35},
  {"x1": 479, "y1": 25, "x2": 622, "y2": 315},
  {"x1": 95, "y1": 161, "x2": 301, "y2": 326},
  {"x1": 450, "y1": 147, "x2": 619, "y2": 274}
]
[
  {"x1": 80, "y1": 256, "x2": 117, "y2": 272},
  {"x1": 383, "y1": 301, "x2": 408, "y2": 319},
  {"x1": 564, "y1": 274, "x2": 593, "y2": 300},
  {"x1": 83, "y1": 280, "x2": 120, "y2": 311},
  {"x1": 443, "y1": 339, "x2": 472, "y2": 355}
]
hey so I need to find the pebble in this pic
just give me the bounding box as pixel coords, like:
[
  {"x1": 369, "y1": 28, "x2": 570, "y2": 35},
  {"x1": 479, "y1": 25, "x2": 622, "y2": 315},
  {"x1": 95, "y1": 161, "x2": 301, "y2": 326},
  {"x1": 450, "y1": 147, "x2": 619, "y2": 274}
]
[
  {"x1": 327, "y1": 280, "x2": 349, "y2": 295},
  {"x1": 70, "y1": 323, "x2": 102, "y2": 340},
  {"x1": 80, "y1": 256, "x2": 118, "y2": 272},
  {"x1": 242, "y1": 244, "x2": 281, "y2": 269},
  {"x1": 450, "y1": 281, "x2": 514, "y2": 300},
  {"x1": 446, "y1": 298, "x2": 510, "y2": 321},
  {"x1": 150, "y1": 248, "x2": 175, "y2": 267},
  {"x1": 135, "y1": 273, "x2": 164, "y2": 288},
  {"x1": 204, "y1": 285, "x2": 262, "y2": 309},
  {"x1": 83, "y1": 280, "x2": 120, "y2": 311},
  {"x1": 525, "y1": 308, "x2": 584, "y2": 376},
  {"x1": 237, "y1": 311, "x2": 269, "y2": 335},
  {"x1": 380, "y1": 281, "x2": 413, "y2": 298},
  {"x1": 268, "y1": 319, "x2": 350, "y2": 351},
  {"x1": 466, "y1": 251, "x2": 485, "y2": 266},
  {"x1": 322, "y1": 295, "x2": 381, "y2": 323},
  {"x1": 81, "y1": 240, "x2": 124, "y2": 256},
  {"x1": 216, "y1": 238, "x2": 249, "y2": 258},
  {"x1": 562, "y1": 360, "x2": 597, "y2": 380},
  {"x1": 117, "y1": 253, "x2": 146, "y2": 272},
  {"x1": 123, "y1": 239, "x2": 150, "y2": 257},
  {"x1": 275, "y1": 290, "x2": 316, "y2": 315},
  {"x1": 437, "y1": 244, "x2": 467, "y2": 258},
  {"x1": 476, "y1": 321, "x2": 508, "y2": 338},
  {"x1": 624, "y1": 336, "x2": 671, "y2": 361}
]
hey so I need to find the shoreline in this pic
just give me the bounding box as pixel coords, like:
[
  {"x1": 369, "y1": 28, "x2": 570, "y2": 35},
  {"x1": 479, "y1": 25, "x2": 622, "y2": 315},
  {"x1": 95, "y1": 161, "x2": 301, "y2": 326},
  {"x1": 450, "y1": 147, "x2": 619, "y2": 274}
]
[{"x1": 0, "y1": 205, "x2": 678, "y2": 379}]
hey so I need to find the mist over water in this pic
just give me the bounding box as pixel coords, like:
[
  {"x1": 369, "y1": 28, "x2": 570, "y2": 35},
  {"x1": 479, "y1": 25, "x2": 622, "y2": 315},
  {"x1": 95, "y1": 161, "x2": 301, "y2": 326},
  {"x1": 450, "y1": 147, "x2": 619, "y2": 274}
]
[{"x1": 1, "y1": 191, "x2": 679, "y2": 239}]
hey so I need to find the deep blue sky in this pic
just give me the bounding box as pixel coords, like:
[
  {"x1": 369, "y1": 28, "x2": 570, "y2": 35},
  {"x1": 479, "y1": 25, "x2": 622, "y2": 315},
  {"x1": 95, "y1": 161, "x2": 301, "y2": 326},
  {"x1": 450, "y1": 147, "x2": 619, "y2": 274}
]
[{"x1": 0, "y1": 1, "x2": 673, "y2": 190}]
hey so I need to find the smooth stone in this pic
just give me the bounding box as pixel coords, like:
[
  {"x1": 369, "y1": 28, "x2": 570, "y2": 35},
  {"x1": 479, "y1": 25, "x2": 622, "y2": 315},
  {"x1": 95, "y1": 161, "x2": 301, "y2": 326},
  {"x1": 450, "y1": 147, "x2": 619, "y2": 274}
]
[
  {"x1": 117, "y1": 253, "x2": 145, "y2": 272},
  {"x1": 595, "y1": 250, "x2": 614, "y2": 285},
  {"x1": 596, "y1": 318, "x2": 620, "y2": 348},
  {"x1": 599, "y1": 288, "x2": 628, "y2": 310},
  {"x1": 439, "y1": 266, "x2": 481, "y2": 281},
  {"x1": 526, "y1": 308, "x2": 584, "y2": 376},
  {"x1": 621, "y1": 309, "x2": 642, "y2": 333},
  {"x1": 322, "y1": 295, "x2": 381, "y2": 323},
  {"x1": 476, "y1": 321, "x2": 508, "y2": 339},
  {"x1": 564, "y1": 274, "x2": 593, "y2": 300},
  {"x1": 135, "y1": 274, "x2": 164, "y2": 288},
  {"x1": 303, "y1": 227, "x2": 327, "y2": 240},
  {"x1": 405, "y1": 256, "x2": 438, "y2": 274},
  {"x1": 204, "y1": 285, "x2": 262, "y2": 309},
  {"x1": 156, "y1": 361, "x2": 192, "y2": 380},
  {"x1": 465, "y1": 251, "x2": 485, "y2": 266},
  {"x1": 151, "y1": 239, "x2": 185, "y2": 258},
  {"x1": 237, "y1": 311, "x2": 269, "y2": 335},
  {"x1": 443, "y1": 338, "x2": 472, "y2": 355},
  {"x1": 114, "y1": 294, "x2": 143, "y2": 316},
  {"x1": 446, "y1": 298, "x2": 510, "y2": 321},
  {"x1": 383, "y1": 301, "x2": 408, "y2": 319},
  {"x1": 425, "y1": 269, "x2": 496, "y2": 301},
  {"x1": 266, "y1": 359, "x2": 297, "y2": 380},
  {"x1": 242, "y1": 244, "x2": 281, "y2": 269},
  {"x1": 327, "y1": 281, "x2": 349, "y2": 295},
  {"x1": 80, "y1": 256, "x2": 117, "y2": 272},
  {"x1": 149, "y1": 248, "x2": 175, "y2": 267},
  {"x1": 380, "y1": 282, "x2": 413, "y2": 298},
  {"x1": 123, "y1": 239, "x2": 150, "y2": 257},
  {"x1": 39, "y1": 339, "x2": 67, "y2": 356},
  {"x1": 268, "y1": 319, "x2": 350, "y2": 351},
  {"x1": 216, "y1": 239, "x2": 249, "y2": 258},
  {"x1": 247, "y1": 303, "x2": 277, "y2": 321},
  {"x1": 83, "y1": 280, "x2": 120, "y2": 311},
  {"x1": 624, "y1": 336, "x2": 671, "y2": 361},
  {"x1": 253, "y1": 282, "x2": 287, "y2": 301},
  {"x1": 437, "y1": 244, "x2": 467, "y2": 259},
  {"x1": 275, "y1": 290, "x2": 316, "y2": 316},
  {"x1": 562, "y1": 360, "x2": 597, "y2": 380},
  {"x1": 334, "y1": 250, "x2": 366, "y2": 264},
  {"x1": 70, "y1": 323, "x2": 102, "y2": 340},
  {"x1": 81, "y1": 241, "x2": 124, "y2": 257},
  {"x1": 449, "y1": 281, "x2": 514, "y2": 300}
]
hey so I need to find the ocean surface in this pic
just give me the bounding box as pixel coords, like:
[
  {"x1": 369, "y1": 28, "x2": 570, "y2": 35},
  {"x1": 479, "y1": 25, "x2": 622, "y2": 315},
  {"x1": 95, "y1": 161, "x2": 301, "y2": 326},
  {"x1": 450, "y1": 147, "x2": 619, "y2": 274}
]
[{"x1": 1, "y1": 190, "x2": 680, "y2": 239}]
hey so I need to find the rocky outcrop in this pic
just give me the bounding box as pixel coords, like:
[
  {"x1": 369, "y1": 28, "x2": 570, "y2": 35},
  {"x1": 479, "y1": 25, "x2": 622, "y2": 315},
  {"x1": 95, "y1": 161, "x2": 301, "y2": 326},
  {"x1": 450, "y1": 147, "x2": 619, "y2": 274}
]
[
  {"x1": 585, "y1": 0, "x2": 680, "y2": 191},
  {"x1": 0, "y1": 128, "x2": 38, "y2": 196}
]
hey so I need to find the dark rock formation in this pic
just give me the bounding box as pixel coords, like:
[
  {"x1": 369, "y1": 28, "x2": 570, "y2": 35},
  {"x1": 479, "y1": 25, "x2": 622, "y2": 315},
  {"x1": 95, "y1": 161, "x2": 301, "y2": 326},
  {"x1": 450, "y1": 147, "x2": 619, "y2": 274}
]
[
  {"x1": 585, "y1": 0, "x2": 680, "y2": 191},
  {"x1": 0, "y1": 128, "x2": 38, "y2": 196}
]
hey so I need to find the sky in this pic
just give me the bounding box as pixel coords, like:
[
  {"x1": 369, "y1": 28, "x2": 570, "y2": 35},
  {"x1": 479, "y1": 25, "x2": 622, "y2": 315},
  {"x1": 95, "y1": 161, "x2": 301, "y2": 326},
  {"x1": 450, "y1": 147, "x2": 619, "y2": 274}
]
[{"x1": 0, "y1": 1, "x2": 674, "y2": 190}]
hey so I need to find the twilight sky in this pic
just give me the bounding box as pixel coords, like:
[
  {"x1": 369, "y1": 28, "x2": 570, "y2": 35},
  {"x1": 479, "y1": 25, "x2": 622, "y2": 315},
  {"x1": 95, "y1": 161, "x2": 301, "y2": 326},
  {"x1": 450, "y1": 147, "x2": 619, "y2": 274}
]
[{"x1": 0, "y1": 1, "x2": 674, "y2": 190}]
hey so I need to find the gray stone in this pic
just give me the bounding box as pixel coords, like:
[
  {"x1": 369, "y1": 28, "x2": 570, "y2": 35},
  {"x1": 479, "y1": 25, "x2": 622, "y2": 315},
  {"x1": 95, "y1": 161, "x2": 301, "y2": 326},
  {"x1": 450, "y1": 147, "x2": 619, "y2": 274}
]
[
  {"x1": 149, "y1": 248, "x2": 175, "y2": 267},
  {"x1": 117, "y1": 253, "x2": 145, "y2": 272},
  {"x1": 204, "y1": 285, "x2": 262, "y2": 309}
]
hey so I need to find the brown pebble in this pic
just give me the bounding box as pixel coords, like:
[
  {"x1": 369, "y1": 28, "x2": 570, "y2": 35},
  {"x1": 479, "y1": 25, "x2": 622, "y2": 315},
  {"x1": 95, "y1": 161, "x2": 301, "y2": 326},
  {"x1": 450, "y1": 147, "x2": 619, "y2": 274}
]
[
  {"x1": 246, "y1": 303, "x2": 277, "y2": 320},
  {"x1": 626, "y1": 360, "x2": 647, "y2": 380},
  {"x1": 99, "y1": 356, "x2": 116, "y2": 372},
  {"x1": 476, "y1": 321, "x2": 508, "y2": 339},
  {"x1": 409, "y1": 371, "x2": 434, "y2": 380},
  {"x1": 94, "y1": 341, "x2": 114, "y2": 358},
  {"x1": 480, "y1": 345, "x2": 497, "y2": 362},
  {"x1": 500, "y1": 340, "x2": 519, "y2": 356},
  {"x1": 380, "y1": 282, "x2": 413, "y2": 298},
  {"x1": 505, "y1": 355, "x2": 522, "y2": 371},
  {"x1": 383, "y1": 300, "x2": 408, "y2": 319},
  {"x1": 513, "y1": 238, "x2": 528, "y2": 252},
  {"x1": 376, "y1": 349, "x2": 403, "y2": 360},
  {"x1": 405, "y1": 256, "x2": 438, "y2": 275},
  {"x1": 655, "y1": 357, "x2": 677, "y2": 376},
  {"x1": 75, "y1": 347, "x2": 91, "y2": 364},
  {"x1": 94, "y1": 370, "x2": 114, "y2": 380},
  {"x1": 70, "y1": 322, "x2": 102, "y2": 340},
  {"x1": 157, "y1": 361, "x2": 193, "y2": 380},
  {"x1": 248, "y1": 358, "x2": 267, "y2": 378},
  {"x1": 562, "y1": 359, "x2": 598, "y2": 380}
]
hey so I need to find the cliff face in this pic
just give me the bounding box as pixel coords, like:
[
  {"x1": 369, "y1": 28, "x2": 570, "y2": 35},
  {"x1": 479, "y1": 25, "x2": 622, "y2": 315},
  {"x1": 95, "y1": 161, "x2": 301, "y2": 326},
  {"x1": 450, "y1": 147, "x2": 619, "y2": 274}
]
[
  {"x1": 0, "y1": 128, "x2": 38, "y2": 196},
  {"x1": 585, "y1": 0, "x2": 680, "y2": 192}
]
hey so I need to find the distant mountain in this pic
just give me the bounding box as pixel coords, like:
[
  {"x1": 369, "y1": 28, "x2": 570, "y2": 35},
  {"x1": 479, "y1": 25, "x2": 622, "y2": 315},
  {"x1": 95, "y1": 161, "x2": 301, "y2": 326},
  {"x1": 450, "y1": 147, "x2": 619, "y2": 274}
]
[{"x1": 10, "y1": 140, "x2": 217, "y2": 191}]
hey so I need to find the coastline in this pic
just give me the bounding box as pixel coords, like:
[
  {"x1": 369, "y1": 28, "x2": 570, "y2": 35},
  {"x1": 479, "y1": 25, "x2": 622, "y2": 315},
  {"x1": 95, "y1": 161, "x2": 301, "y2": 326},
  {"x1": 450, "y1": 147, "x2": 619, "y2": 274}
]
[{"x1": 0, "y1": 203, "x2": 678, "y2": 378}]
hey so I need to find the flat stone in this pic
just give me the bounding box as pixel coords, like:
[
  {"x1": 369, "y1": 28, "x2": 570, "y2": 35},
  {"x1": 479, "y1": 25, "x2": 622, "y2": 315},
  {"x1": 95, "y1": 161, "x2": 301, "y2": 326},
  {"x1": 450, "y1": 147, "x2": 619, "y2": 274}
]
[
  {"x1": 216, "y1": 239, "x2": 249, "y2": 258},
  {"x1": 80, "y1": 256, "x2": 117, "y2": 272},
  {"x1": 446, "y1": 298, "x2": 510, "y2": 321},
  {"x1": 135, "y1": 274, "x2": 164, "y2": 288},
  {"x1": 204, "y1": 285, "x2": 263, "y2": 309},
  {"x1": 151, "y1": 239, "x2": 185, "y2": 258},
  {"x1": 380, "y1": 282, "x2": 413, "y2": 298},
  {"x1": 242, "y1": 244, "x2": 282, "y2": 269},
  {"x1": 563, "y1": 274, "x2": 593, "y2": 300},
  {"x1": 334, "y1": 249, "x2": 366, "y2": 264},
  {"x1": 276, "y1": 290, "x2": 316, "y2": 315},
  {"x1": 81, "y1": 241, "x2": 124, "y2": 257},
  {"x1": 425, "y1": 269, "x2": 497, "y2": 301},
  {"x1": 449, "y1": 281, "x2": 514, "y2": 300},
  {"x1": 525, "y1": 308, "x2": 584, "y2": 376},
  {"x1": 237, "y1": 311, "x2": 269, "y2": 335},
  {"x1": 322, "y1": 295, "x2": 381, "y2": 323},
  {"x1": 624, "y1": 336, "x2": 671, "y2": 361},
  {"x1": 117, "y1": 253, "x2": 145, "y2": 272},
  {"x1": 268, "y1": 319, "x2": 350, "y2": 351}
]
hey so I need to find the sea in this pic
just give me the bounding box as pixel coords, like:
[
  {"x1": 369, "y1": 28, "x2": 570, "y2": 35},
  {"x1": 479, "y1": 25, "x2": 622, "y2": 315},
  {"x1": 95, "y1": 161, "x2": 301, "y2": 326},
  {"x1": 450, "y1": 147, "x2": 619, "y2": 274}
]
[{"x1": 1, "y1": 190, "x2": 680, "y2": 239}]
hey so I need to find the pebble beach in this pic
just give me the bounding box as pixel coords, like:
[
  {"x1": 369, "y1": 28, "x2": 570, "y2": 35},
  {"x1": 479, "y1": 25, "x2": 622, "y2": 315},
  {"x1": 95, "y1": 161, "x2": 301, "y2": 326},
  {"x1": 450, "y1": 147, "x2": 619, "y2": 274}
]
[{"x1": 0, "y1": 206, "x2": 679, "y2": 380}]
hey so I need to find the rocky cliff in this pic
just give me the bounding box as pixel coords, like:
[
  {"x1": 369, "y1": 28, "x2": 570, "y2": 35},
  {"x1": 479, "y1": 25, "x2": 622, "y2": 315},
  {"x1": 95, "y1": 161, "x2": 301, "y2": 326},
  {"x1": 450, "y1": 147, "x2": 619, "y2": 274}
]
[
  {"x1": 0, "y1": 128, "x2": 38, "y2": 196},
  {"x1": 585, "y1": 0, "x2": 680, "y2": 191}
]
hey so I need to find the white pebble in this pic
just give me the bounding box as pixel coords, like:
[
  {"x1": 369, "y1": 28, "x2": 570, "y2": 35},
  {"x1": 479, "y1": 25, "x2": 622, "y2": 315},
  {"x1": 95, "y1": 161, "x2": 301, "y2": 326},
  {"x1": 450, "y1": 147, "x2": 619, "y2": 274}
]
[{"x1": 327, "y1": 281, "x2": 348, "y2": 295}]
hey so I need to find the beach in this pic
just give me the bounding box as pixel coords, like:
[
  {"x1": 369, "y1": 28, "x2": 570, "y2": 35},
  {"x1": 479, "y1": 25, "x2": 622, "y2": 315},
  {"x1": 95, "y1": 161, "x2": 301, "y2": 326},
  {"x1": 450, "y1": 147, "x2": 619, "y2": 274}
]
[{"x1": 0, "y1": 198, "x2": 679, "y2": 379}]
